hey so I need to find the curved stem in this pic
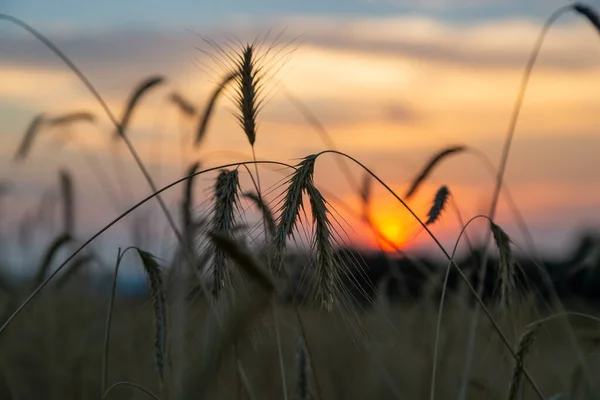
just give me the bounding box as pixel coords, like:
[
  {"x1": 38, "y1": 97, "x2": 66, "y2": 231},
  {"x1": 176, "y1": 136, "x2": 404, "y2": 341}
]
[
  {"x1": 101, "y1": 381, "x2": 162, "y2": 400},
  {"x1": 314, "y1": 149, "x2": 545, "y2": 399},
  {"x1": 0, "y1": 160, "x2": 294, "y2": 335},
  {"x1": 458, "y1": 7, "x2": 570, "y2": 399},
  {"x1": 101, "y1": 246, "x2": 140, "y2": 395},
  {"x1": 430, "y1": 214, "x2": 491, "y2": 400}
]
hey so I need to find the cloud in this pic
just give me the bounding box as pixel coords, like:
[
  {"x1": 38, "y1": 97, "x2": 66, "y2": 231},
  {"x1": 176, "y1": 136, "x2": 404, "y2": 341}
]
[{"x1": 0, "y1": 12, "x2": 599, "y2": 252}]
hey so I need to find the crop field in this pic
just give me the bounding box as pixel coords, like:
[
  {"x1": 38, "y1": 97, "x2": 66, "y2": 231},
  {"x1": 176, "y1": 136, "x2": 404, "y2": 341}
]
[{"x1": 1, "y1": 3, "x2": 600, "y2": 400}]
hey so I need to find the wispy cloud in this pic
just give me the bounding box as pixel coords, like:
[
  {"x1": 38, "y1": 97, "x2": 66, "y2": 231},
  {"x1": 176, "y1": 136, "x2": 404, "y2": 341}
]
[{"x1": 1, "y1": 12, "x2": 599, "y2": 254}]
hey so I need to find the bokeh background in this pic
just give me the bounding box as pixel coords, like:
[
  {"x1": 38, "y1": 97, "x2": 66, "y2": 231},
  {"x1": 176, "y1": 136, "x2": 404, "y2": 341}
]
[{"x1": 0, "y1": 0, "x2": 599, "y2": 282}]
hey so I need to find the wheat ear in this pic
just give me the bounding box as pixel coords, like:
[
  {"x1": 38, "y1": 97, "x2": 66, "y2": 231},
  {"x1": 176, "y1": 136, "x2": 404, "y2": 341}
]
[
  {"x1": 405, "y1": 146, "x2": 465, "y2": 199},
  {"x1": 490, "y1": 222, "x2": 516, "y2": 312},
  {"x1": 210, "y1": 169, "x2": 241, "y2": 299},
  {"x1": 274, "y1": 155, "x2": 317, "y2": 275},
  {"x1": 13, "y1": 113, "x2": 46, "y2": 161},
  {"x1": 196, "y1": 71, "x2": 238, "y2": 146},
  {"x1": 507, "y1": 323, "x2": 541, "y2": 400},
  {"x1": 306, "y1": 183, "x2": 336, "y2": 310},
  {"x1": 47, "y1": 111, "x2": 96, "y2": 126},
  {"x1": 114, "y1": 75, "x2": 165, "y2": 139},
  {"x1": 426, "y1": 185, "x2": 450, "y2": 225},
  {"x1": 136, "y1": 249, "x2": 168, "y2": 383}
]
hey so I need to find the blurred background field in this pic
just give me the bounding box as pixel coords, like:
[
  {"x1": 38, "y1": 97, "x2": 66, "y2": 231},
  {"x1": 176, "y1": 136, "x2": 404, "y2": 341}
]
[{"x1": 1, "y1": 1, "x2": 600, "y2": 399}]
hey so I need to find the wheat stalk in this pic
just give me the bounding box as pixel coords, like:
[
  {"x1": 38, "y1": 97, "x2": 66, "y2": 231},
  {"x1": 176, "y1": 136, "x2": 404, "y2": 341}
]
[
  {"x1": 405, "y1": 146, "x2": 465, "y2": 199},
  {"x1": 426, "y1": 185, "x2": 449, "y2": 225},
  {"x1": 234, "y1": 44, "x2": 262, "y2": 146},
  {"x1": 574, "y1": 2, "x2": 600, "y2": 33},
  {"x1": 58, "y1": 169, "x2": 75, "y2": 236},
  {"x1": 507, "y1": 323, "x2": 541, "y2": 400},
  {"x1": 169, "y1": 91, "x2": 197, "y2": 117},
  {"x1": 490, "y1": 222, "x2": 516, "y2": 312},
  {"x1": 184, "y1": 233, "x2": 276, "y2": 399},
  {"x1": 13, "y1": 113, "x2": 46, "y2": 161},
  {"x1": 46, "y1": 111, "x2": 96, "y2": 126},
  {"x1": 306, "y1": 183, "x2": 336, "y2": 311},
  {"x1": 196, "y1": 71, "x2": 238, "y2": 146},
  {"x1": 33, "y1": 233, "x2": 73, "y2": 288},
  {"x1": 114, "y1": 75, "x2": 165, "y2": 139},
  {"x1": 210, "y1": 169, "x2": 241, "y2": 299},
  {"x1": 136, "y1": 248, "x2": 168, "y2": 383},
  {"x1": 274, "y1": 155, "x2": 317, "y2": 276}
]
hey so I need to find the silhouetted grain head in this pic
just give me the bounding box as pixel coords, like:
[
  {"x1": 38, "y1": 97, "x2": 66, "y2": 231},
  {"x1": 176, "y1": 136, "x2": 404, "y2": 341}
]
[
  {"x1": 573, "y1": 3, "x2": 600, "y2": 34},
  {"x1": 195, "y1": 71, "x2": 238, "y2": 147},
  {"x1": 234, "y1": 44, "x2": 261, "y2": 146},
  {"x1": 359, "y1": 173, "x2": 372, "y2": 220},
  {"x1": 13, "y1": 113, "x2": 45, "y2": 161},
  {"x1": 210, "y1": 169, "x2": 241, "y2": 299},
  {"x1": 426, "y1": 185, "x2": 449, "y2": 225},
  {"x1": 196, "y1": 32, "x2": 298, "y2": 149},
  {"x1": 307, "y1": 183, "x2": 336, "y2": 311},
  {"x1": 169, "y1": 91, "x2": 197, "y2": 117},
  {"x1": 405, "y1": 145, "x2": 466, "y2": 199},
  {"x1": 490, "y1": 222, "x2": 516, "y2": 311},
  {"x1": 274, "y1": 155, "x2": 317, "y2": 275},
  {"x1": 46, "y1": 111, "x2": 96, "y2": 127},
  {"x1": 59, "y1": 169, "x2": 75, "y2": 236},
  {"x1": 34, "y1": 233, "x2": 73, "y2": 288},
  {"x1": 115, "y1": 75, "x2": 165, "y2": 139},
  {"x1": 507, "y1": 322, "x2": 541, "y2": 400},
  {"x1": 135, "y1": 248, "x2": 167, "y2": 383}
]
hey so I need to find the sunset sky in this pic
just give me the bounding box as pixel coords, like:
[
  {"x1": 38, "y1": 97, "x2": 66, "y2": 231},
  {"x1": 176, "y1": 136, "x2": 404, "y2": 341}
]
[{"x1": 1, "y1": 0, "x2": 599, "y2": 275}]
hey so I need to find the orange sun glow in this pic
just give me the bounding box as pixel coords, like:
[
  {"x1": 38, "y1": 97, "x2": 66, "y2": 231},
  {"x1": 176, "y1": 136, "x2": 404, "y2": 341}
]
[{"x1": 369, "y1": 206, "x2": 422, "y2": 252}]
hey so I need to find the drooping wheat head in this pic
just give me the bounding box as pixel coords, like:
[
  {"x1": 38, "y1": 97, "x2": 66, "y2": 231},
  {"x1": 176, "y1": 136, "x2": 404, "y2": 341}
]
[
  {"x1": 405, "y1": 145, "x2": 466, "y2": 199},
  {"x1": 169, "y1": 92, "x2": 197, "y2": 117},
  {"x1": 507, "y1": 322, "x2": 541, "y2": 400},
  {"x1": 136, "y1": 248, "x2": 168, "y2": 383},
  {"x1": 426, "y1": 185, "x2": 449, "y2": 225},
  {"x1": 490, "y1": 222, "x2": 516, "y2": 312},
  {"x1": 210, "y1": 168, "x2": 241, "y2": 300},
  {"x1": 306, "y1": 183, "x2": 336, "y2": 311},
  {"x1": 273, "y1": 155, "x2": 317, "y2": 277},
  {"x1": 114, "y1": 75, "x2": 165, "y2": 139},
  {"x1": 59, "y1": 168, "x2": 75, "y2": 236}
]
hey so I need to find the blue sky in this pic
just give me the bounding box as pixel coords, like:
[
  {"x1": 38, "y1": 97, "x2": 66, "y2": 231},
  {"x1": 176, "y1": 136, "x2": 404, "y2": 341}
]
[{"x1": 0, "y1": 0, "x2": 574, "y2": 29}]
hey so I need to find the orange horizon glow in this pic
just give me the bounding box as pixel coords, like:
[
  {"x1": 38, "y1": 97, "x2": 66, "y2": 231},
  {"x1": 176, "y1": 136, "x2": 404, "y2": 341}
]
[{"x1": 361, "y1": 200, "x2": 428, "y2": 252}]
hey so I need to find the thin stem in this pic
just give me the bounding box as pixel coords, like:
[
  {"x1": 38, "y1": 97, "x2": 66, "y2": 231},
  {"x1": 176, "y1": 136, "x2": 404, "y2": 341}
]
[
  {"x1": 314, "y1": 149, "x2": 545, "y2": 400},
  {"x1": 101, "y1": 381, "x2": 162, "y2": 400},
  {"x1": 0, "y1": 13, "x2": 195, "y2": 310},
  {"x1": 273, "y1": 302, "x2": 290, "y2": 400},
  {"x1": 458, "y1": 7, "x2": 570, "y2": 399},
  {"x1": 101, "y1": 246, "x2": 139, "y2": 396},
  {"x1": 430, "y1": 214, "x2": 491, "y2": 400},
  {"x1": 101, "y1": 247, "x2": 122, "y2": 395},
  {"x1": 0, "y1": 160, "x2": 294, "y2": 335}
]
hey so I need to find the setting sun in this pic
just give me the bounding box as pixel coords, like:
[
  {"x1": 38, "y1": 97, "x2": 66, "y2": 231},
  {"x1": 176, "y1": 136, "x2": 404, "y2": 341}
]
[{"x1": 369, "y1": 205, "x2": 423, "y2": 251}]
